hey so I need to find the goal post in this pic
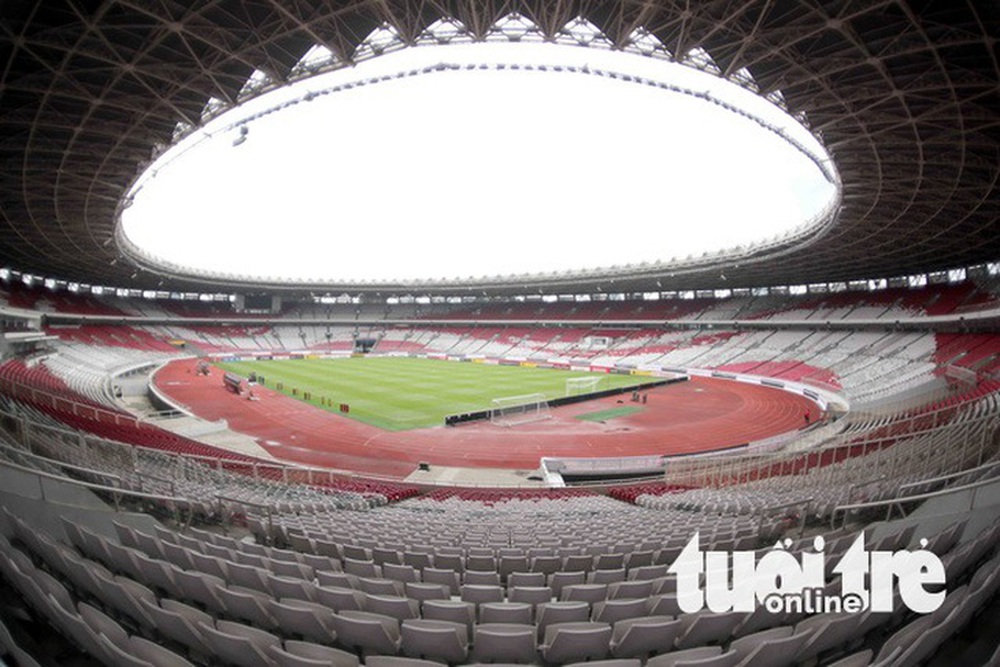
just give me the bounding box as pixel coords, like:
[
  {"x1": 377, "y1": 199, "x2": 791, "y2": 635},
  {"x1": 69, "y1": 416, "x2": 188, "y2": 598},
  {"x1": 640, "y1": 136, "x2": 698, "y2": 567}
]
[
  {"x1": 489, "y1": 393, "x2": 551, "y2": 427},
  {"x1": 566, "y1": 375, "x2": 606, "y2": 397}
]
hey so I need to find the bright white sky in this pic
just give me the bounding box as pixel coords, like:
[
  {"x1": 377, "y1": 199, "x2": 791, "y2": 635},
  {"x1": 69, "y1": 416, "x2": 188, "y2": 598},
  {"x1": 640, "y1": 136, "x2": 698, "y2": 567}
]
[{"x1": 121, "y1": 40, "x2": 837, "y2": 284}]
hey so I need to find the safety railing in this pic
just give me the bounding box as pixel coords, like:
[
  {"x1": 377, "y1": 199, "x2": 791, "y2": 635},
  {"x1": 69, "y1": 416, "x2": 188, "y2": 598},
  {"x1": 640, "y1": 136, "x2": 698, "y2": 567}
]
[{"x1": 830, "y1": 472, "x2": 1000, "y2": 530}]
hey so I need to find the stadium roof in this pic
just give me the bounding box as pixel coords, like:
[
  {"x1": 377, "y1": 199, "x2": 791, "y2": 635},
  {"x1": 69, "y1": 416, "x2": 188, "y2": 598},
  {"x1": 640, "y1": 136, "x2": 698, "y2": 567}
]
[{"x1": 1, "y1": 0, "x2": 998, "y2": 296}]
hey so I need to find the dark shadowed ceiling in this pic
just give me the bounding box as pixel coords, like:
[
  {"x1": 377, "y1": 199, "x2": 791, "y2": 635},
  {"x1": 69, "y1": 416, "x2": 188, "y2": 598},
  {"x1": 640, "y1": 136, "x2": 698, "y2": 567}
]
[{"x1": 0, "y1": 0, "x2": 997, "y2": 296}]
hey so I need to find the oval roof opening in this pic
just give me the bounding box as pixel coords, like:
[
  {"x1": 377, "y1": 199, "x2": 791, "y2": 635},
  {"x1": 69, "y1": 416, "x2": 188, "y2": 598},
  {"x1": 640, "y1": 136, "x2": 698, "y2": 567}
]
[{"x1": 119, "y1": 34, "x2": 838, "y2": 286}]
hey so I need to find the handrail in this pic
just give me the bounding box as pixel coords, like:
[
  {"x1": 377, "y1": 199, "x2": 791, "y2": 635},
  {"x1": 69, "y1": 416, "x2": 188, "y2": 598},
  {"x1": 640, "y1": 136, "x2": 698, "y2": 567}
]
[
  {"x1": 214, "y1": 494, "x2": 274, "y2": 542},
  {"x1": 897, "y1": 459, "x2": 1000, "y2": 494},
  {"x1": 0, "y1": 441, "x2": 124, "y2": 488},
  {"x1": 755, "y1": 497, "x2": 814, "y2": 539},
  {"x1": 662, "y1": 401, "x2": 999, "y2": 489},
  {"x1": 846, "y1": 474, "x2": 888, "y2": 502},
  {"x1": 830, "y1": 471, "x2": 1000, "y2": 530},
  {"x1": 0, "y1": 374, "x2": 142, "y2": 428},
  {"x1": 0, "y1": 399, "x2": 678, "y2": 489},
  {"x1": 0, "y1": 456, "x2": 191, "y2": 510},
  {"x1": 135, "y1": 470, "x2": 176, "y2": 496}
]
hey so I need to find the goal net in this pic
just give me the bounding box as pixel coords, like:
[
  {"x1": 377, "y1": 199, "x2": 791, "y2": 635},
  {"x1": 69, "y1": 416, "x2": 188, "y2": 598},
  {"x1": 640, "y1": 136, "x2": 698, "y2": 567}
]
[
  {"x1": 490, "y1": 393, "x2": 551, "y2": 427},
  {"x1": 566, "y1": 375, "x2": 606, "y2": 397}
]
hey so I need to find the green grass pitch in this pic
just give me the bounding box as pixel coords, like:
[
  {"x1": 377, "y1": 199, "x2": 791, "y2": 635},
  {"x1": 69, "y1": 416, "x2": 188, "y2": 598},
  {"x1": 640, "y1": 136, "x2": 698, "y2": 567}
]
[{"x1": 215, "y1": 356, "x2": 659, "y2": 431}]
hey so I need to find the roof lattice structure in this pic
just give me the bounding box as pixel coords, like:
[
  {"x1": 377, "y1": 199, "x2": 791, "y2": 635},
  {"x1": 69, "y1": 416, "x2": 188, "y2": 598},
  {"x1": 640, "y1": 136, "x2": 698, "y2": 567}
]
[{"x1": 0, "y1": 0, "x2": 998, "y2": 295}]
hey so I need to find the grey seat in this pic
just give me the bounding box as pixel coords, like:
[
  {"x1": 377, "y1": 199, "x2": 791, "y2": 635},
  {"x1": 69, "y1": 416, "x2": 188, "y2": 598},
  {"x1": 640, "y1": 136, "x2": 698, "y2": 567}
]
[
  {"x1": 316, "y1": 571, "x2": 358, "y2": 590},
  {"x1": 47, "y1": 596, "x2": 106, "y2": 661},
  {"x1": 383, "y1": 563, "x2": 420, "y2": 584},
  {"x1": 33, "y1": 568, "x2": 75, "y2": 615},
  {"x1": 129, "y1": 635, "x2": 198, "y2": 667},
  {"x1": 793, "y1": 614, "x2": 860, "y2": 663},
  {"x1": 675, "y1": 610, "x2": 744, "y2": 649},
  {"x1": 508, "y1": 586, "x2": 552, "y2": 605},
  {"x1": 358, "y1": 577, "x2": 405, "y2": 597},
  {"x1": 507, "y1": 572, "x2": 545, "y2": 588},
  {"x1": 826, "y1": 650, "x2": 874, "y2": 667},
  {"x1": 535, "y1": 601, "x2": 591, "y2": 640},
  {"x1": 646, "y1": 647, "x2": 737, "y2": 667},
  {"x1": 434, "y1": 553, "x2": 464, "y2": 574},
  {"x1": 269, "y1": 598, "x2": 337, "y2": 644},
  {"x1": 466, "y1": 555, "x2": 497, "y2": 572},
  {"x1": 228, "y1": 562, "x2": 271, "y2": 593},
  {"x1": 592, "y1": 598, "x2": 647, "y2": 625},
  {"x1": 344, "y1": 558, "x2": 381, "y2": 578},
  {"x1": 626, "y1": 550, "x2": 655, "y2": 569},
  {"x1": 176, "y1": 570, "x2": 226, "y2": 613},
  {"x1": 344, "y1": 560, "x2": 384, "y2": 583},
  {"x1": 421, "y1": 599, "x2": 476, "y2": 630},
  {"x1": 549, "y1": 571, "x2": 587, "y2": 598},
  {"x1": 342, "y1": 545, "x2": 372, "y2": 562},
  {"x1": 330, "y1": 610, "x2": 401, "y2": 655},
  {"x1": 217, "y1": 585, "x2": 277, "y2": 629},
  {"x1": 873, "y1": 616, "x2": 934, "y2": 666},
  {"x1": 473, "y1": 623, "x2": 539, "y2": 664},
  {"x1": 464, "y1": 570, "x2": 501, "y2": 586},
  {"x1": 161, "y1": 540, "x2": 194, "y2": 570},
  {"x1": 101, "y1": 633, "x2": 153, "y2": 667},
  {"x1": 79, "y1": 601, "x2": 129, "y2": 648},
  {"x1": 400, "y1": 619, "x2": 469, "y2": 663},
  {"x1": 732, "y1": 605, "x2": 783, "y2": 639},
  {"x1": 540, "y1": 621, "x2": 612, "y2": 664},
  {"x1": 563, "y1": 555, "x2": 594, "y2": 573},
  {"x1": 403, "y1": 552, "x2": 434, "y2": 571},
  {"x1": 610, "y1": 616, "x2": 682, "y2": 659},
  {"x1": 460, "y1": 584, "x2": 504, "y2": 606},
  {"x1": 422, "y1": 568, "x2": 461, "y2": 595},
  {"x1": 629, "y1": 565, "x2": 669, "y2": 582},
  {"x1": 190, "y1": 550, "x2": 229, "y2": 580},
  {"x1": 316, "y1": 585, "x2": 366, "y2": 612},
  {"x1": 269, "y1": 574, "x2": 318, "y2": 601},
  {"x1": 729, "y1": 626, "x2": 813, "y2": 667},
  {"x1": 272, "y1": 560, "x2": 314, "y2": 581},
  {"x1": 480, "y1": 602, "x2": 533, "y2": 625},
  {"x1": 110, "y1": 575, "x2": 157, "y2": 627},
  {"x1": 139, "y1": 597, "x2": 213, "y2": 658},
  {"x1": 274, "y1": 640, "x2": 360, "y2": 667},
  {"x1": 609, "y1": 580, "x2": 654, "y2": 600},
  {"x1": 531, "y1": 555, "x2": 564, "y2": 575},
  {"x1": 199, "y1": 619, "x2": 281, "y2": 667},
  {"x1": 365, "y1": 594, "x2": 420, "y2": 621},
  {"x1": 404, "y1": 582, "x2": 449, "y2": 602},
  {"x1": 562, "y1": 583, "x2": 608, "y2": 603},
  {"x1": 365, "y1": 657, "x2": 446, "y2": 667},
  {"x1": 594, "y1": 554, "x2": 625, "y2": 570},
  {"x1": 590, "y1": 569, "x2": 627, "y2": 585},
  {"x1": 499, "y1": 556, "x2": 530, "y2": 580},
  {"x1": 373, "y1": 548, "x2": 403, "y2": 567},
  {"x1": 61, "y1": 552, "x2": 112, "y2": 602}
]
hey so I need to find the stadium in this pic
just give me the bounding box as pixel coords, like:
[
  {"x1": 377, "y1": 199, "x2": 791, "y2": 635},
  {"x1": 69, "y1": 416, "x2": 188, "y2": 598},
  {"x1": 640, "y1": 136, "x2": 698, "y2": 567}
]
[{"x1": 0, "y1": 1, "x2": 999, "y2": 666}]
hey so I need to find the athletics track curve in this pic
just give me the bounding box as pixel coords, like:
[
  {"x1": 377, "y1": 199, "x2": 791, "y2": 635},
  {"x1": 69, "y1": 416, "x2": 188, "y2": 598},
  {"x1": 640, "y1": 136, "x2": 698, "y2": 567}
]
[{"x1": 154, "y1": 358, "x2": 822, "y2": 478}]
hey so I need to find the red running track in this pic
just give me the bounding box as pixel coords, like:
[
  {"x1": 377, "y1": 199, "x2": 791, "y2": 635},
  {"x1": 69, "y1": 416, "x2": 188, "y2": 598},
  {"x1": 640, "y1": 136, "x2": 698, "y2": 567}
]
[{"x1": 154, "y1": 358, "x2": 821, "y2": 478}]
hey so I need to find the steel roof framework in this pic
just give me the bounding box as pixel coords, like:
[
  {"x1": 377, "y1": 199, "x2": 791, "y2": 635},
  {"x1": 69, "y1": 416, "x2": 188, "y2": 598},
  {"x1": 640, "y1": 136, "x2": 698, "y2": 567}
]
[{"x1": 0, "y1": 0, "x2": 997, "y2": 296}]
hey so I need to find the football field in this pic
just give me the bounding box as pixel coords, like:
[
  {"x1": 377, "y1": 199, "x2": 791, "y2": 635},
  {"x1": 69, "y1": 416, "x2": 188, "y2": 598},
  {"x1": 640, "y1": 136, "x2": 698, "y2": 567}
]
[{"x1": 215, "y1": 356, "x2": 659, "y2": 431}]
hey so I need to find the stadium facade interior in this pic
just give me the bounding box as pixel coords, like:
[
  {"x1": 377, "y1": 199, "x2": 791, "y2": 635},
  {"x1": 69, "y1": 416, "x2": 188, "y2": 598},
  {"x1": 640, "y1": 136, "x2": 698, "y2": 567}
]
[{"x1": 1, "y1": 2, "x2": 999, "y2": 666}]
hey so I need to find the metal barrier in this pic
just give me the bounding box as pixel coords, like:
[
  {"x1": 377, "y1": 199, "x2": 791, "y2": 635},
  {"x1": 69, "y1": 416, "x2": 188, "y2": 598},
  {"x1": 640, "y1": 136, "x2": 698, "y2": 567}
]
[{"x1": 830, "y1": 471, "x2": 1000, "y2": 530}]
